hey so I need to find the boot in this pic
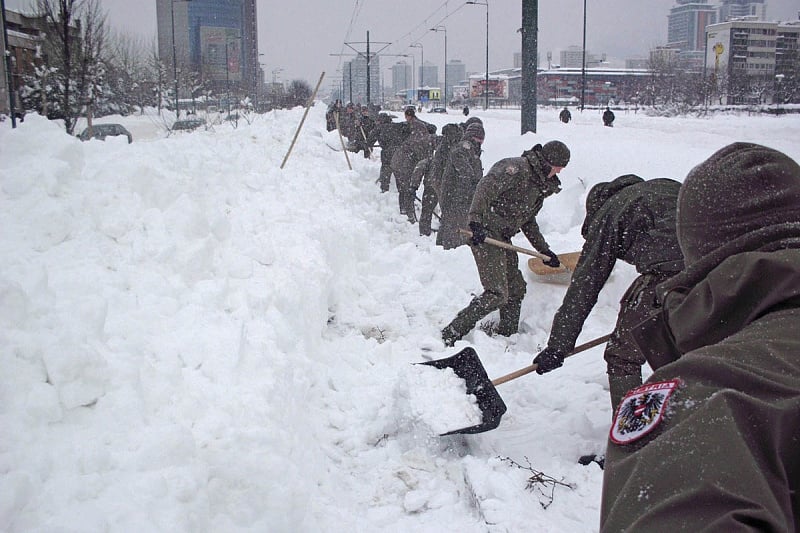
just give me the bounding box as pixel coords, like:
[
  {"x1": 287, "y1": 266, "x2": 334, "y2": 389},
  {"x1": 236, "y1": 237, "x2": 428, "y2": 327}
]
[
  {"x1": 496, "y1": 300, "x2": 522, "y2": 337},
  {"x1": 609, "y1": 374, "x2": 643, "y2": 414}
]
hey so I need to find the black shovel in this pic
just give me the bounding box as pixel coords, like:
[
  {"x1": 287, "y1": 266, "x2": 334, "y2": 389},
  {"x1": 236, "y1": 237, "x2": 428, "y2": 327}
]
[{"x1": 419, "y1": 334, "x2": 611, "y2": 435}]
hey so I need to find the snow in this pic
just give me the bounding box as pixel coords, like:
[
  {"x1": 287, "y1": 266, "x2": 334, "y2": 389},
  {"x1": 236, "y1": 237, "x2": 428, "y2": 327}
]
[{"x1": 1, "y1": 105, "x2": 798, "y2": 532}]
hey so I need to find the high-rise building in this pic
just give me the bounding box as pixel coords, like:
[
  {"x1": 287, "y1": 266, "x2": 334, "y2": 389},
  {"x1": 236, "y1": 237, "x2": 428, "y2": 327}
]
[
  {"x1": 419, "y1": 61, "x2": 438, "y2": 89},
  {"x1": 668, "y1": 0, "x2": 717, "y2": 52},
  {"x1": 391, "y1": 61, "x2": 412, "y2": 96},
  {"x1": 445, "y1": 60, "x2": 467, "y2": 101},
  {"x1": 718, "y1": 0, "x2": 767, "y2": 22},
  {"x1": 156, "y1": 0, "x2": 259, "y2": 97},
  {"x1": 559, "y1": 46, "x2": 606, "y2": 68},
  {"x1": 342, "y1": 55, "x2": 381, "y2": 104}
]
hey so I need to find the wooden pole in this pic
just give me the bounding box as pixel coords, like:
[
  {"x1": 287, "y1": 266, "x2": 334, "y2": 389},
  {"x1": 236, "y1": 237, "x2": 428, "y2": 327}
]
[
  {"x1": 280, "y1": 71, "x2": 326, "y2": 169},
  {"x1": 334, "y1": 111, "x2": 352, "y2": 170}
]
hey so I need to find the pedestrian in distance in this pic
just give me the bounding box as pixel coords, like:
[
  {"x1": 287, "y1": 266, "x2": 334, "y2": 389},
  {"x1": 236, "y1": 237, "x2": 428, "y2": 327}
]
[
  {"x1": 441, "y1": 140, "x2": 570, "y2": 346},
  {"x1": 600, "y1": 142, "x2": 800, "y2": 531},
  {"x1": 463, "y1": 105, "x2": 470, "y2": 116},
  {"x1": 603, "y1": 106, "x2": 615, "y2": 127},
  {"x1": 436, "y1": 121, "x2": 485, "y2": 249},
  {"x1": 559, "y1": 107, "x2": 572, "y2": 124},
  {"x1": 533, "y1": 175, "x2": 684, "y2": 414}
]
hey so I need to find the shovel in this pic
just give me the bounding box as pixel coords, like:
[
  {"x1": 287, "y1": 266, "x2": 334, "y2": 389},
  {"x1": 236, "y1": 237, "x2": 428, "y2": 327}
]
[{"x1": 419, "y1": 333, "x2": 611, "y2": 435}]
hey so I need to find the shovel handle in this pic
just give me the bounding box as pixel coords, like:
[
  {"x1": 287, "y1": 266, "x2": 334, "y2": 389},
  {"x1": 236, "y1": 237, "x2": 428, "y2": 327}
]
[
  {"x1": 491, "y1": 333, "x2": 612, "y2": 387},
  {"x1": 458, "y1": 229, "x2": 549, "y2": 260}
]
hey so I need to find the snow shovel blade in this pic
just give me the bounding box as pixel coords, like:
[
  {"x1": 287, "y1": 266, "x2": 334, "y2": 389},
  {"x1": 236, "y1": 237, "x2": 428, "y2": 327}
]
[{"x1": 419, "y1": 347, "x2": 507, "y2": 435}]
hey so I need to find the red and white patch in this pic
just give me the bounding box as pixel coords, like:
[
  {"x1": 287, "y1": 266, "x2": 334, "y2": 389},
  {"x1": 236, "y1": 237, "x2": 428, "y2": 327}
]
[{"x1": 610, "y1": 379, "x2": 681, "y2": 445}]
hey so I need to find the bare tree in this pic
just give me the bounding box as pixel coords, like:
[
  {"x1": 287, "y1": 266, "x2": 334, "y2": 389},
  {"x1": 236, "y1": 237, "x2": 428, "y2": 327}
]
[
  {"x1": 75, "y1": 0, "x2": 108, "y2": 133},
  {"x1": 286, "y1": 79, "x2": 312, "y2": 108}
]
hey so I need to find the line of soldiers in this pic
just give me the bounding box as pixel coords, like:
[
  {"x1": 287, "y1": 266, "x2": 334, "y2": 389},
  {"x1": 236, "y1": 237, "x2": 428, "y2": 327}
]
[{"x1": 329, "y1": 102, "x2": 800, "y2": 527}]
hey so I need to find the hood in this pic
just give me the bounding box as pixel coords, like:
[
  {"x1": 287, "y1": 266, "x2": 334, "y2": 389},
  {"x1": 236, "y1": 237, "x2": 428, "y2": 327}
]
[
  {"x1": 581, "y1": 174, "x2": 644, "y2": 238},
  {"x1": 678, "y1": 142, "x2": 800, "y2": 266}
]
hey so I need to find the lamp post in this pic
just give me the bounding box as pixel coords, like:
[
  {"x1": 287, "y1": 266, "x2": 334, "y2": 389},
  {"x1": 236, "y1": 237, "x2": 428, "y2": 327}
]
[
  {"x1": 410, "y1": 42, "x2": 423, "y2": 94},
  {"x1": 580, "y1": 0, "x2": 587, "y2": 111},
  {"x1": 431, "y1": 25, "x2": 447, "y2": 106},
  {"x1": 466, "y1": 1, "x2": 489, "y2": 110}
]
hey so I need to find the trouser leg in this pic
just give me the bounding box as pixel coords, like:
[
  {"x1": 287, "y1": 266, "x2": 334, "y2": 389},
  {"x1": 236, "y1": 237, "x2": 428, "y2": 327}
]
[
  {"x1": 443, "y1": 242, "x2": 510, "y2": 343},
  {"x1": 605, "y1": 273, "x2": 671, "y2": 411},
  {"x1": 496, "y1": 253, "x2": 526, "y2": 336},
  {"x1": 378, "y1": 163, "x2": 392, "y2": 192},
  {"x1": 418, "y1": 184, "x2": 438, "y2": 236}
]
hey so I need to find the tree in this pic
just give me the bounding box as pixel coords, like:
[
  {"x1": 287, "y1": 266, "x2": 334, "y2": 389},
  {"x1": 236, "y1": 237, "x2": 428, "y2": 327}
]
[{"x1": 286, "y1": 79, "x2": 312, "y2": 108}]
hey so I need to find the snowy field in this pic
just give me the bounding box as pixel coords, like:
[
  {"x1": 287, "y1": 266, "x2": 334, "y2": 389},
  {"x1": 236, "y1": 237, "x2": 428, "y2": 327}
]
[{"x1": 1, "y1": 104, "x2": 799, "y2": 532}]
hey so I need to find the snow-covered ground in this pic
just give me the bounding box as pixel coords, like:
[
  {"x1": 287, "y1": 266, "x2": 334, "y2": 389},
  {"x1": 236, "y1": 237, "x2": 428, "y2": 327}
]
[{"x1": 1, "y1": 104, "x2": 798, "y2": 532}]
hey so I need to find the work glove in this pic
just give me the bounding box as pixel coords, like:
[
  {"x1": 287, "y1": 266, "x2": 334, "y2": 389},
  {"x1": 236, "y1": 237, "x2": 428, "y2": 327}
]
[
  {"x1": 542, "y1": 250, "x2": 561, "y2": 268},
  {"x1": 533, "y1": 347, "x2": 566, "y2": 374},
  {"x1": 468, "y1": 221, "x2": 487, "y2": 246}
]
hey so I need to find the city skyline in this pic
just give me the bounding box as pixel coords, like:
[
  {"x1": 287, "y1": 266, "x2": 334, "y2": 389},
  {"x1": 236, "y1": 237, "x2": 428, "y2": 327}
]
[{"x1": 5, "y1": 0, "x2": 799, "y2": 95}]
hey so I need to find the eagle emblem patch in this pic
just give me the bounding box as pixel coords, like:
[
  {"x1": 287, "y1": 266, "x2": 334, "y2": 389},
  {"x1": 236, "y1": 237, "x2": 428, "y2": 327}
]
[{"x1": 610, "y1": 379, "x2": 680, "y2": 445}]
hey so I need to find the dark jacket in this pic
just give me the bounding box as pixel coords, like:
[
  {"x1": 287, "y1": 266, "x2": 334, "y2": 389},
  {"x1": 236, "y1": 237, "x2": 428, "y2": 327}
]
[
  {"x1": 366, "y1": 122, "x2": 409, "y2": 164},
  {"x1": 468, "y1": 145, "x2": 560, "y2": 253},
  {"x1": 547, "y1": 176, "x2": 684, "y2": 353},
  {"x1": 559, "y1": 108, "x2": 571, "y2": 123},
  {"x1": 437, "y1": 137, "x2": 483, "y2": 249},
  {"x1": 603, "y1": 108, "x2": 615, "y2": 126},
  {"x1": 601, "y1": 143, "x2": 800, "y2": 532}
]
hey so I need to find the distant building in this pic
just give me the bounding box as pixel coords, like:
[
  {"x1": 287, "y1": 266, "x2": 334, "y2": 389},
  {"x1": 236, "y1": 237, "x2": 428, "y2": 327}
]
[
  {"x1": 156, "y1": 0, "x2": 259, "y2": 97},
  {"x1": 343, "y1": 54, "x2": 381, "y2": 104},
  {"x1": 668, "y1": 0, "x2": 717, "y2": 52},
  {"x1": 445, "y1": 59, "x2": 467, "y2": 101},
  {"x1": 419, "y1": 61, "x2": 438, "y2": 89},
  {"x1": 718, "y1": 0, "x2": 767, "y2": 22},
  {"x1": 1, "y1": 9, "x2": 47, "y2": 115},
  {"x1": 391, "y1": 61, "x2": 412, "y2": 95},
  {"x1": 559, "y1": 46, "x2": 607, "y2": 69}
]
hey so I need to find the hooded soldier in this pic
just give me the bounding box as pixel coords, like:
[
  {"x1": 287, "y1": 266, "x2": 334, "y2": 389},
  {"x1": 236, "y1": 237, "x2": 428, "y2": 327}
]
[
  {"x1": 533, "y1": 174, "x2": 684, "y2": 413},
  {"x1": 601, "y1": 143, "x2": 800, "y2": 531}
]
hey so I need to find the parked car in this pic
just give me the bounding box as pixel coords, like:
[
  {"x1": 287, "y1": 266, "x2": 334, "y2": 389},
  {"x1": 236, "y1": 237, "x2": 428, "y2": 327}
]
[
  {"x1": 430, "y1": 106, "x2": 448, "y2": 114},
  {"x1": 172, "y1": 118, "x2": 206, "y2": 132},
  {"x1": 78, "y1": 123, "x2": 132, "y2": 143}
]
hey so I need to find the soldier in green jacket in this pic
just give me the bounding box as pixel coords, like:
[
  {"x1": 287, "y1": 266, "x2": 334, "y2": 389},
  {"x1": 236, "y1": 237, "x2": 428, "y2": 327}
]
[
  {"x1": 533, "y1": 175, "x2": 684, "y2": 412},
  {"x1": 601, "y1": 142, "x2": 800, "y2": 531},
  {"x1": 441, "y1": 140, "x2": 570, "y2": 346}
]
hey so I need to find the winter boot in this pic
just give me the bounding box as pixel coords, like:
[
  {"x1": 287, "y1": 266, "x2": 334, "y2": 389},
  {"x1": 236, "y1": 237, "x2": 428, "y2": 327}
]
[
  {"x1": 496, "y1": 299, "x2": 522, "y2": 337},
  {"x1": 609, "y1": 373, "x2": 643, "y2": 414}
]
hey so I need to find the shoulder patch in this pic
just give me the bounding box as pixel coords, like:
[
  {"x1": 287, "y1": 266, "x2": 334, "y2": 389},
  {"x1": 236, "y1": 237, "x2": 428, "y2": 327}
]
[
  {"x1": 610, "y1": 379, "x2": 681, "y2": 445},
  {"x1": 504, "y1": 165, "x2": 519, "y2": 175}
]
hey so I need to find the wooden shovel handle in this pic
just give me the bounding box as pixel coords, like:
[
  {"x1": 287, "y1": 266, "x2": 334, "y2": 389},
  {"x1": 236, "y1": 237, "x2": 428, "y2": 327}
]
[
  {"x1": 458, "y1": 229, "x2": 549, "y2": 260},
  {"x1": 491, "y1": 334, "x2": 612, "y2": 386}
]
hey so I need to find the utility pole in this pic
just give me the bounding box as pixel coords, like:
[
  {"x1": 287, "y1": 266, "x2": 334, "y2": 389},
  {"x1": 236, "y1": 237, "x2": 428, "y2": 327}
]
[
  {"x1": 581, "y1": 0, "x2": 587, "y2": 111},
  {"x1": 521, "y1": 0, "x2": 538, "y2": 134}
]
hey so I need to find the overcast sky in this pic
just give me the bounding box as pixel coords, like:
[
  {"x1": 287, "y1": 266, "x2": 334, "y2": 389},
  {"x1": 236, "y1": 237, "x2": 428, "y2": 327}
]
[{"x1": 7, "y1": 0, "x2": 799, "y2": 93}]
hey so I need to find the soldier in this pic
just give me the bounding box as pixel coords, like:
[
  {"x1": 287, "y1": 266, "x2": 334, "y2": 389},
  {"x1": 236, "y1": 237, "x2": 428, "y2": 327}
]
[
  {"x1": 600, "y1": 143, "x2": 800, "y2": 531},
  {"x1": 441, "y1": 140, "x2": 570, "y2": 346},
  {"x1": 391, "y1": 107, "x2": 436, "y2": 223},
  {"x1": 436, "y1": 122, "x2": 485, "y2": 249},
  {"x1": 418, "y1": 123, "x2": 465, "y2": 237},
  {"x1": 364, "y1": 114, "x2": 409, "y2": 193},
  {"x1": 532, "y1": 175, "x2": 684, "y2": 413}
]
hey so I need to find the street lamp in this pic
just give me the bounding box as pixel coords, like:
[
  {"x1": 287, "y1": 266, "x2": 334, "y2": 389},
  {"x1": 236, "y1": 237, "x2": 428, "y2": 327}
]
[
  {"x1": 410, "y1": 42, "x2": 424, "y2": 89},
  {"x1": 431, "y1": 25, "x2": 447, "y2": 106},
  {"x1": 466, "y1": 1, "x2": 489, "y2": 111}
]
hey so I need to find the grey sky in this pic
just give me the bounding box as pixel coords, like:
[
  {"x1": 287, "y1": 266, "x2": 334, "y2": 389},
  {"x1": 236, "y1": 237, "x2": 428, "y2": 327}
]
[{"x1": 7, "y1": 0, "x2": 799, "y2": 94}]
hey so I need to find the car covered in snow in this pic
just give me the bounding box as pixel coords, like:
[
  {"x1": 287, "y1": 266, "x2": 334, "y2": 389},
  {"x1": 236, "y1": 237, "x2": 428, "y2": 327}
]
[{"x1": 78, "y1": 123, "x2": 133, "y2": 143}]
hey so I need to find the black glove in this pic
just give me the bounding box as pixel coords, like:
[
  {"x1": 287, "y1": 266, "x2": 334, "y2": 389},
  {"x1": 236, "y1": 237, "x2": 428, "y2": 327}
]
[
  {"x1": 542, "y1": 250, "x2": 561, "y2": 268},
  {"x1": 468, "y1": 221, "x2": 487, "y2": 245},
  {"x1": 533, "y1": 347, "x2": 566, "y2": 374}
]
